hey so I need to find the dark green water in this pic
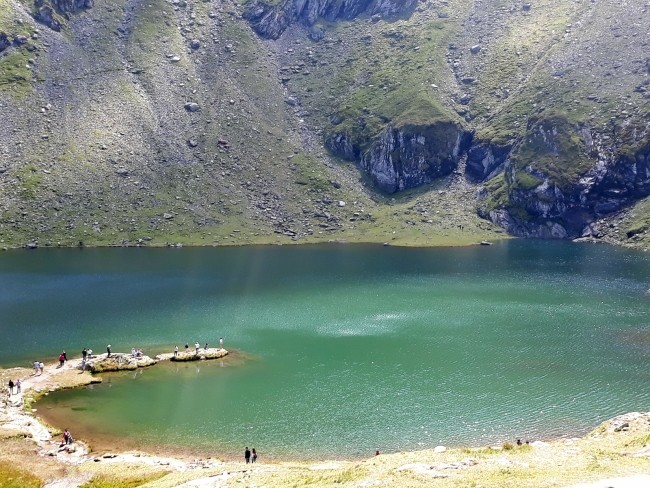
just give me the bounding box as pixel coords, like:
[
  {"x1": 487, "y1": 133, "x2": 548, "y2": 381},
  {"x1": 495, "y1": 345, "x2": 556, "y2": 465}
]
[{"x1": 1, "y1": 241, "x2": 649, "y2": 459}]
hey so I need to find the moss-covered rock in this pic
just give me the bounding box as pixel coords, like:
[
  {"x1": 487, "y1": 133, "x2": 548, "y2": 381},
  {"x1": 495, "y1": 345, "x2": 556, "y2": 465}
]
[{"x1": 479, "y1": 116, "x2": 650, "y2": 239}]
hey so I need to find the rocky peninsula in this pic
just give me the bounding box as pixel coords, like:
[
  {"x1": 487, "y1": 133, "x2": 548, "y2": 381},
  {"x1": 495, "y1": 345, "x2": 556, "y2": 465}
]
[{"x1": 0, "y1": 354, "x2": 649, "y2": 487}]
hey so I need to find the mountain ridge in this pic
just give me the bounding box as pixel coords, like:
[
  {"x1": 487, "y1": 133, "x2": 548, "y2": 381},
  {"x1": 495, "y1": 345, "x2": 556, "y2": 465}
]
[{"x1": 0, "y1": 0, "x2": 648, "y2": 249}]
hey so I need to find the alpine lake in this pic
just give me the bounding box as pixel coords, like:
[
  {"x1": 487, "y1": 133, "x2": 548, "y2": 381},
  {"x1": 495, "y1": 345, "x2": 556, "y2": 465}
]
[{"x1": 1, "y1": 241, "x2": 648, "y2": 460}]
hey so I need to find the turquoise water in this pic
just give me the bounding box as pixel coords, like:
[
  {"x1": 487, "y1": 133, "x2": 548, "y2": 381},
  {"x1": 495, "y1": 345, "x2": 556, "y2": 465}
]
[{"x1": 1, "y1": 242, "x2": 649, "y2": 459}]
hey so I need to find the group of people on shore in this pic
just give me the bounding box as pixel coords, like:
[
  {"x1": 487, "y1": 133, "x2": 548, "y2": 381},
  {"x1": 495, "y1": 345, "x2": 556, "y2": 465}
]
[
  {"x1": 175, "y1": 337, "x2": 224, "y2": 356},
  {"x1": 130, "y1": 348, "x2": 145, "y2": 357},
  {"x1": 244, "y1": 447, "x2": 258, "y2": 464}
]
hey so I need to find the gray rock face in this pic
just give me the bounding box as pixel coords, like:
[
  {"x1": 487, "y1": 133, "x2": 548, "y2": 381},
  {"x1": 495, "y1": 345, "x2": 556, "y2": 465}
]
[
  {"x1": 466, "y1": 141, "x2": 512, "y2": 182},
  {"x1": 480, "y1": 122, "x2": 650, "y2": 239},
  {"x1": 325, "y1": 132, "x2": 359, "y2": 161},
  {"x1": 244, "y1": 0, "x2": 417, "y2": 39},
  {"x1": 0, "y1": 32, "x2": 12, "y2": 52},
  {"x1": 34, "y1": 0, "x2": 93, "y2": 31},
  {"x1": 329, "y1": 122, "x2": 470, "y2": 194}
]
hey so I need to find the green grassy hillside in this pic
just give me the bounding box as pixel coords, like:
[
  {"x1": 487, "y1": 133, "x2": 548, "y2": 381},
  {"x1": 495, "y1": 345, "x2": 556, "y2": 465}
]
[{"x1": 0, "y1": 0, "x2": 648, "y2": 249}]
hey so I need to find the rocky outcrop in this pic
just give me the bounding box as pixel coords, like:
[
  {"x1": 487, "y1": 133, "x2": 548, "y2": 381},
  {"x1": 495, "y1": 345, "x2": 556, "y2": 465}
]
[
  {"x1": 465, "y1": 141, "x2": 512, "y2": 182},
  {"x1": 350, "y1": 122, "x2": 471, "y2": 193},
  {"x1": 0, "y1": 32, "x2": 10, "y2": 53},
  {"x1": 244, "y1": 0, "x2": 417, "y2": 39},
  {"x1": 325, "y1": 131, "x2": 360, "y2": 161},
  {"x1": 480, "y1": 118, "x2": 650, "y2": 239},
  {"x1": 83, "y1": 353, "x2": 157, "y2": 373},
  {"x1": 34, "y1": 0, "x2": 93, "y2": 32},
  {"x1": 166, "y1": 348, "x2": 229, "y2": 362}
]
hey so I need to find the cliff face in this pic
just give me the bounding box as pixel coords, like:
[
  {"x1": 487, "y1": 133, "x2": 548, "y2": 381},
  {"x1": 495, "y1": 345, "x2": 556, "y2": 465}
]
[
  {"x1": 480, "y1": 117, "x2": 650, "y2": 239},
  {"x1": 328, "y1": 122, "x2": 470, "y2": 194},
  {"x1": 243, "y1": 0, "x2": 416, "y2": 39}
]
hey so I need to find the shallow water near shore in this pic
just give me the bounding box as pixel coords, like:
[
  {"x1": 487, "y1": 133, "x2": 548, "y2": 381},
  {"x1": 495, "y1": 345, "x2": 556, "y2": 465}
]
[{"x1": 1, "y1": 241, "x2": 649, "y2": 459}]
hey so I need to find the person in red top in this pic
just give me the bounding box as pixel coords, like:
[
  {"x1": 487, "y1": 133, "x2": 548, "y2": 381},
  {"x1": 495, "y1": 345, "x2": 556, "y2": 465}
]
[{"x1": 58, "y1": 354, "x2": 65, "y2": 367}]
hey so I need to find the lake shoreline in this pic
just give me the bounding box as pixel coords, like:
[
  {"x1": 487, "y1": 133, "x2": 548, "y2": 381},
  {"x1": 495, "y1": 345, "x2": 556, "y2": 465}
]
[{"x1": 2, "y1": 359, "x2": 650, "y2": 487}]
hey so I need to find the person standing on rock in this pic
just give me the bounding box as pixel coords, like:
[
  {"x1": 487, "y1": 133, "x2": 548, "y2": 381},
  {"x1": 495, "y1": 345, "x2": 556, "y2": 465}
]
[
  {"x1": 174, "y1": 345, "x2": 179, "y2": 357},
  {"x1": 244, "y1": 446, "x2": 251, "y2": 464},
  {"x1": 219, "y1": 337, "x2": 224, "y2": 350},
  {"x1": 61, "y1": 428, "x2": 73, "y2": 447},
  {"x1": 62, "y1": 351, "x2": 67, "y2": 361},
  {"x1": 252, "y1": 448, "x2": 257, "y2": 463},
  {"x1": 185, "y1": 343, "x2": 189, "y2": 352},
  {"x1": 205, "y1": 342, "x2": 209, "y2": 351},
  {"x1": 58, "y1": 353, "x2": 65, "y2": 368},
  {"x1": 82, "y1": 348, "x2": 87, "y2": 361},
  {"x1": 33, "y1": 360, "x2": 40, "y2": 375},
  {"x1": 8, "y1": 379, "x2": 14, "y2": 396},
  {"x1": 106, "y1": 344, "x2": 112, "y2": 357},
  {"x1": 194, "y1": 342, "x2": 200, "y2": 353}
]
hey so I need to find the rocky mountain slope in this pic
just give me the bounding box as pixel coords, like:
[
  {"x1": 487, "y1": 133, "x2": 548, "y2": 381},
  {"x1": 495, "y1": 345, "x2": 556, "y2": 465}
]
[{"x1": 0, "y1": 0, "x2": 648, "y2": 249}]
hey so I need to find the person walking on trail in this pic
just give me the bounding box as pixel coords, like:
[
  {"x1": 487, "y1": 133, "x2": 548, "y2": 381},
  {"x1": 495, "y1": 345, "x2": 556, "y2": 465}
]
[
  {"x1": 38, "y1": 361, "x2": 44, "y2": 374},
  {"x1": 244, "y1": 447, "x2": 251, "y2": 464},
  {"x1": 33, "y1": 360, "x2": 40, "y2": 375},
  {"x1": 82, "y1": 348, "x2": 87, "y2": 361},
  {"x1": 8, "y1": 379, "x2": 14, "y2": 396},
  {"x1": 60, "y1": 428, "x2": 73, "y2": 447},
  {"x1": 58, "y1": 353, "x2": 65, "y2": 367},
  {"x1": 15, "y1": 379, "x2": 21, "y2": 394},
  {"x1": 106, "y1": 345, "x2": 112, "y2": 357}
]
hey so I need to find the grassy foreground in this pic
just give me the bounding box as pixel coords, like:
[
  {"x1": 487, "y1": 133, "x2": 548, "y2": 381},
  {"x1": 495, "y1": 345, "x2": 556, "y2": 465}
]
[{"x1": 1, "y1": 362, "x2": 649, "y2": 487}]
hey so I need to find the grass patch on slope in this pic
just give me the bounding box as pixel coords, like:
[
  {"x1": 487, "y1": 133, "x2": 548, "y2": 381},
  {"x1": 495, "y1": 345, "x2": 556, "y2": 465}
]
[
  {"x1": 80, "y1": 471, "x2": 169, "y2": 488},
  {"x1": 0, "y1": 461, "x2": 41, "y2": 488},
  {"x1": 287, "y1": 14, "x2": 462, "y2": 154},
  {"x1": 620, "y1": 196, "x2": 650, "y2": 246},
  {"x1": 0, "y1": 48, "x2": 33, "y2": 97}
]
